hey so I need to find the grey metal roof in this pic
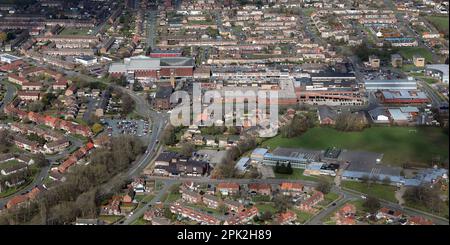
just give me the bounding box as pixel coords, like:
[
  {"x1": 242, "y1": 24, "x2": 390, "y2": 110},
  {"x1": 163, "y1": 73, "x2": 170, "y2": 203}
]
[{"x1": 426, "y1": 64, "x2": 449, "y2": 78}]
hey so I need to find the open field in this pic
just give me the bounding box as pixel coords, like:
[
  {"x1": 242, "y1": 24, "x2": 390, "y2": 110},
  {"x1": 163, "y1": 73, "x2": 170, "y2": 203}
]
[
  {"x1": 405, "y1": 200, "x2": 449, "y2": 219},
  {"x1": 262, "y1": 127, "x2": 449, "y2": 167},
  {"x1": 59, "y1": 27, "x2": 91, "y2": 35},
  {"x1": 426, "y1": 16, "x2": 449, "y2": 36},
  {"x1": 254, "y1": 203, "x2": 277, "y2": 213},
  {"x1": 292, "y1": 209, "x2": 314, "y2": 224},
  {"x1": 398, "y1": 47, "x2": 433, "y2": 61},
  {"x1": 98, "y1": 215, "x2": 123, "y2": 225},
  {"x1": 320, "y1": 192, "x2": 341, "y2": 207},
  {"x1": 131, "y1": 216, "x2": 149, "y2": 225},
  {"x1": 341, "y1": 181, "x2": 397, "y2": 203}
]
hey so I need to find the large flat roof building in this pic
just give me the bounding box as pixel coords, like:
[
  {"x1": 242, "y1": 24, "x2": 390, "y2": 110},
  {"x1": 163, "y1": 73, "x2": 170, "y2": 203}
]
[
  {"x1": 364, "y1": 78, "x2": 417, "y2": 90},
  {"x1": 425, "y1": 64, "x2": 449, "y2": 84},
  {"x1": 109, "y1": 55, "x2": 194, "y2": 79},
  {"x1": 261, "y1": 147, "x2": 322, "y2": 169}
]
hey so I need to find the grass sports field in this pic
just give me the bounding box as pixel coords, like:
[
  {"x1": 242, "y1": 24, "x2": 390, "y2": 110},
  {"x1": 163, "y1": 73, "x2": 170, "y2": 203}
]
[
  {"x1": 426, "y1": 16, "x2": 449, "y2": 36},
  {"x1": 398, "y1": 47, "x2": 433, "y2": 61},
  {"x1": 262, "y1": 127, "x2": 449, "y2": 167}
]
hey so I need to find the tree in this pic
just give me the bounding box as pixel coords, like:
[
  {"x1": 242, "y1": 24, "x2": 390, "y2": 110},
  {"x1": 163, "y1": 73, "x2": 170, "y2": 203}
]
[
  {"x1": 317, "y1": 178, "x2": 332, "y2": 194},
  {"x1": 335, "y1": 112, "x2": 367, "y2": 132},
  {"x1": 41, "y1": 93, "x2": 56, "y2": 107},
  {"x1": 274, "y1": 162, "x2": 293, "y2": 175},
  {"x1": 28, "y1": 101, "x2": 45, "y2": 112},
  {"x1": 362, "y1": 196, "x2": 381, "y2": 213},
  {"x1": 180, "y1": 142, "x2": 195, "y2": 157},
  {"x1": 91, "y1": 123, "x2": 104, "y2": 135},
  {"x1": 273, "y1": 194, "x2": 292, "y2": 212},
  {"x1": 120, "y1": 94, "x2": 135, "y2": 116},
  {"x1": 206, "y1": 27, "x2": 219, "y2": 37},
  {"x1": 161, "y1": 125, "x2": 177, "y2": 145},
  {"x1": 280, "y1": 112, "x2": 316, "y2": 138},
  {"x1": 0, "y1": 32, "x2": 8, "y2": 44},
  {"x1": 360, "y1": 175, "x2": 370, "y2": 186},
  {"x1": 0, "y1": 32, "x2": 7, "y2": 43},
  {"x1": 369, "y1": 175, "x2": 379, "y2": 186},
  {"x1": 108, "y1": 75, "x2": 127, "y2": 87},
  {"x1": 403, "y1": 185, "x2": 445, "y2": 214},
  {"x1": 169, "y1": 184, "x2": 180, "y2": 195},
  {"x1": 382, "y1": 176, "x2": 391, "y2": 186},
  {"x1": 132, "y1": 81, "x2": 143, "y2": 92},
  {"x1": 260, "y1": 211, "x2": 273, "y2": 222},
  {"x1": 0, "y1": 130, "x2": 13, "y2": 153},
  {"x1": 213, "y1": 163, "x2": 235, "y2": 178},
  {"x1": 33, "y1": 153, "x2": 49, "y2": 168},
  {"x1": 218, "y1": 203, "x2": 228, "y2": 214}
]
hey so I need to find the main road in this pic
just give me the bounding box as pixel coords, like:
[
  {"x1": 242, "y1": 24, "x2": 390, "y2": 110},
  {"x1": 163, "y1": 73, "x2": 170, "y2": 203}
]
[{"x1": 0, "y1": 79, "x2": 17, "y2": 110}]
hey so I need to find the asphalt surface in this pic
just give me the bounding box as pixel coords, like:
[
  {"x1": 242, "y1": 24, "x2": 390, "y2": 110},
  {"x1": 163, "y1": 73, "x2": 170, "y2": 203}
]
[{"x1": 0, "y1": 80, "x2": 17, "y2": 110}]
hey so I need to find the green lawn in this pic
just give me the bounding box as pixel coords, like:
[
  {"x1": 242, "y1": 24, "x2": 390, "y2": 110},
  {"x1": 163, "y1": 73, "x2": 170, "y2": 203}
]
[
  {"x1": 274, "y1": 168, "x2": 319, "y2": 181},
  {"x1": 426, "y1": 16, "x2": 449, "y2": 36},
  {"x1": 405, "y1": 200, "x2": 449, "y2": 219},
  {"x1": 136, "y1": 194, "x2": 155, "y2": 209},
  {"x1": 398, "y1": 47, "x2": 433, "y2": 61},
  {"x1": 59, "y1": 27, "x2": 91, "y2": 35},
  {"x1": 185, "y1": 203, "x2": 223, "y2": 215},
  {"x1": 415, "y1": 76, "x2": 440, "y2": 84},
  {"x1": 251, "y1": 195, "x2": 271, "y2": 202},
  {"x1": 166, "y1": 192, "x2": 182, "y2": 203},
  {"x1": 131, "y1": 216, "x2": 149, "y2": 225},
  {"x1": 262, "y1": 127, "x2": 449, "y2": 167},
  {"x1": 255, "y1": 203, "x2": 277, "y2": 213},
  {"x1": 292, "y1": 209, "x2": 314, "y2": 224},
  {"x1": 302, "y1": 7, "x2": 316, "y2": 17},
  {"x1": 320, "y1": 192, "x2": 341, "y2": 206},
  {"x1": 341, "y1": 181, "x2": 397, "y2": 203},
  {"x1": 98, "y1": 215, "x2": 123, "y2": 225}
]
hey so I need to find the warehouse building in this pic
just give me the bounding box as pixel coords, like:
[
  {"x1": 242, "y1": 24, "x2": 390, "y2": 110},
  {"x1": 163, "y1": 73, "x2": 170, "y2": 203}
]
[
  {"x1": 108, "y1": 55, "x2": 194, "y2": 79},
  {"x1": 364, "y1": 78, "x2": 417, "y2": 90},
  {"x1": 425, "y1": 64, "x2": 449, "y2": 84}
]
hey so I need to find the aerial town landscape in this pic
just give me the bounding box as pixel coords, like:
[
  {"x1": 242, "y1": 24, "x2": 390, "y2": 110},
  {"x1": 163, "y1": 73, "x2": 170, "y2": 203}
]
[{"x1": 0, "y1": 0, "x2": 448, "y2": 227}]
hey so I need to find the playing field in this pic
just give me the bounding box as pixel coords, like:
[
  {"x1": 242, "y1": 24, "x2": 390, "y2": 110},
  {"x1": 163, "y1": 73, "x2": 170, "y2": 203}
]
[
  {"x1": 262, "y1": 127, "x2": 449, "y2": 167},
  {"x1": 426, "y1": 16, "x2": 449, "y2": 36},
  {"x1": 398, "y1": 47, "x2": 433, "y2": 61}
]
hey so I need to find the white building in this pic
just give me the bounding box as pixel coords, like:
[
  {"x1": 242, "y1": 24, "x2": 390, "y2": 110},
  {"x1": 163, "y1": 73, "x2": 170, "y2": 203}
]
[
  {"x1": 426, "y1": 64, "x2": 449, "y2": 84},
  {"x1": 0, "y1": 53, "x2": 21, "y2": 64},
  {"x1": 74, "y1": 56, "x2": 98, "y2": 66}
]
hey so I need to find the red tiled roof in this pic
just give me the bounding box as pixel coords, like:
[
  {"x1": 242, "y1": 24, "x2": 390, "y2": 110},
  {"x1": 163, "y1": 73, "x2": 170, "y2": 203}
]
[
  {"x1": 277, "y1": 210, "x2": 297, "y2": 224},
  {"x1": 6, "y1": 195, "x2": 29, "y2": 209},
  {"x1": 248, "y1": 183, "x2": 271, "y2": 191},
  {"x1": 280, "y1": 182, "x2": 304, "y2": 191},
  {"x1": 409, "y1": 216, "x2": 433, "y2": 225}
]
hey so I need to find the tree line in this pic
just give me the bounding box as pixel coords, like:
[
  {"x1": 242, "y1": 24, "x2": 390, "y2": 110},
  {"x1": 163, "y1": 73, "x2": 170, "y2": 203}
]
[{"x1": 0, "y1": 136, "x2": 145, "y2": 225}]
